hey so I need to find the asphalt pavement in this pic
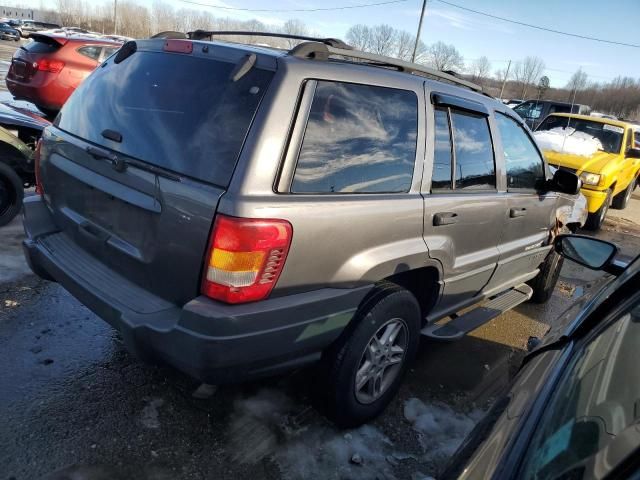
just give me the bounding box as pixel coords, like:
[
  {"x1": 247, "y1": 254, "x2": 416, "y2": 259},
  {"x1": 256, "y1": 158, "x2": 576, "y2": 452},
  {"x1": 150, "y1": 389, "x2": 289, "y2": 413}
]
[{"x1": 1, "y1": 38, "x2": 640, "y2": 480}]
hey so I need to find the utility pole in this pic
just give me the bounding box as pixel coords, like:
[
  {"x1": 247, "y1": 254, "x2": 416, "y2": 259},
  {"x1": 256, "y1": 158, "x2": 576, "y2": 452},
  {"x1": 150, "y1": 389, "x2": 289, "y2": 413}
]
[
  {"x1": 113, "y1": 0, "x2": 118, "y2": 35},
  {"x1": 499, "y1": 59, "x2": 511, "y2": 99},
  {"x1": 411, "y1": 0, "x2": 427, "y2": 63}
]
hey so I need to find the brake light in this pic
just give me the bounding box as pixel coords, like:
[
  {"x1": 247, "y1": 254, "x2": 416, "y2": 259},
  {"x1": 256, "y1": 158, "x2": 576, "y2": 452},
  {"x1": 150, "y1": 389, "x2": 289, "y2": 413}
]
[
  {"x1": 163, "y1": 39, "x2": 193, "y2": 54},
  {"x1": 202, "y1": 215, "x2": 293, "y2": 304},
  {"x1": 36, "y1": 59, "x2": 65, "y2": 73},
  {"x1": 34, "y1": 138, "x2": 43, "y2": 194}
]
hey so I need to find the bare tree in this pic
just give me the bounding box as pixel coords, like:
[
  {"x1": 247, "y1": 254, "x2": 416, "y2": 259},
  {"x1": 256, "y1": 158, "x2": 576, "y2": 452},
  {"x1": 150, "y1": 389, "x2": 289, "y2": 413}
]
[
  {"x1": 346, "y1": 24, "x2": 370, "y2": 51},
  {"x1": 56, "y1": 0, "x2": 80, "y2": 27},
  {"x1": 426, "y1": 41, "x2": 464, "y2": 71},
  {"x1": 368, "y1": 24, "x2": 396, "y2": 56},
  {"x1": 470, "y1": 56, "x2": 491, "y2": 84},
  {"x1": 281, "y1": 19, "x2": 308, "y2": 48},
  {"x1": 513, "y1": 56, "x2": 545, "y2": 99},
  {"x1": 151, "y1": 0, "x2": 176, "y2": 34},
  {"x1": 394, "y1": 30, "x2": 414, "y2": 61},
  {"x1": 565, "y1": 68, "x2": 588, "y2": 100}
]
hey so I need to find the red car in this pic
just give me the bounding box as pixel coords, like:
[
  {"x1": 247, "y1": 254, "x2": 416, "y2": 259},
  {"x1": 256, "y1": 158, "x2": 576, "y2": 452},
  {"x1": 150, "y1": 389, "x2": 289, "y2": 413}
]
[{"x1": 6, "y1": 33, "x2": 121, "y2": 117}]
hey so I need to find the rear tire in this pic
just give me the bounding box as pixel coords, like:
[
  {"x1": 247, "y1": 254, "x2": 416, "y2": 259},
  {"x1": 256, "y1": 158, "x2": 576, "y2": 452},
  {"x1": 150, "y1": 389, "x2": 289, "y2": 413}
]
[
  {"x1": 0, "y1": 162, "x2": 23, "y2": 227},
  {"x1": 528, "y1": 249, "x2": 563, "y2": 304},
  {"x1": 611, "y1": 177, "x2": 636, "y2": 210},
  {"x1": 318, "y1": 284, "x2": 420, "y2": 428},
  {"x1": 584, "y1": 189, "x2": 611, "y2": 231}
]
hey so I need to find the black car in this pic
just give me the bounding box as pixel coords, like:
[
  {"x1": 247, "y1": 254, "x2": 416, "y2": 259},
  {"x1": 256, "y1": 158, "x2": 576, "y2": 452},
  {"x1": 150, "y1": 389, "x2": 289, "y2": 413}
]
[
  {"x1": 513, "y1": 100, "x2": 591, "y2": 130},
  {"x1": 443, "y1": 234, "x2": 640, "y2": 480},
  {"x1": 0, "y1": 23, "x2": 20, "y2": 42}
]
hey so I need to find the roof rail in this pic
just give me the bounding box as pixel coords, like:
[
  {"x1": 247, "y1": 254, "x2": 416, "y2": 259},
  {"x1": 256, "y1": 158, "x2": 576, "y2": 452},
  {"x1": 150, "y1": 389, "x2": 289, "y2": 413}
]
[
  {"x1": 187, "y1": 30, "x2": 351, "y2": 49},
  {"x1": 289, "y1": 42, "x2": 483, "y2": 93}
]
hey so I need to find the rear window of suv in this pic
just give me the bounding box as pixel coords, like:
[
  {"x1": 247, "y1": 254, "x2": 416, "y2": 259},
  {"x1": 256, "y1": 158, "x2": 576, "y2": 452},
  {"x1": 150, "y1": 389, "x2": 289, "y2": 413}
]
[
  {"x1": 22, "y1": 37, "x2": 62, "y2": 54},
  {"x1": 55, "y1": 50, "x2": 274, "y2": 187}
]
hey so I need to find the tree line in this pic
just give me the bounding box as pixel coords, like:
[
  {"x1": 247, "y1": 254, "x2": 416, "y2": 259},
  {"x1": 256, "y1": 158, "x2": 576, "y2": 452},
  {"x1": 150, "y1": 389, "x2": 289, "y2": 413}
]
[{"x1": 39, "y1": 5, "x2": 640, "y2": 120}]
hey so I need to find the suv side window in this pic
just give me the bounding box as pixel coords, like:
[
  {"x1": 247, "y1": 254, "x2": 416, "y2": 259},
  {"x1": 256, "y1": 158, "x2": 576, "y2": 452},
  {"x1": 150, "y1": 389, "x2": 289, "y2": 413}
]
[
  {"x1": 77, "y1": 45, "x2": 102, "y2": 62},
  {"x1": 451, "y1": 110, "x2": 496, "y2": 190},
  {"x1": 495, "y1": 112, "x2": 545, "y2": 190},
  {"x1": 432, "y1": 108, "x2": 453, "y2": 191},
  {"x1": 291, "y1": 81, "x2": 418, "y2": 194}
]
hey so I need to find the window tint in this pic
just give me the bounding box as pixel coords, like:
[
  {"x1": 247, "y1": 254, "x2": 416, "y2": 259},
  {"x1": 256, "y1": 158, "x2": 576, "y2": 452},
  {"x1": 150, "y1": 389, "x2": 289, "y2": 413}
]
[
  {"x1": 291, "y1": 81, "x2": 417, "y2": 193},
  {"x1": 451, "y1": 110, "x2": 495, "y2": 190},
  {"x1": 56, "y1": 51, "x2": 273, "y2": 186},
  {"x1": 520, "y1": 300, "x2": 640, "y2": 480},
  {"x1": 77, "y1": 45, "x2": 101, "y2": 61},
  {"x1": 102, "y1": 46, "x2": 119, "y2": 60},
  {"x1": 496, "y1": 113, "x2": 544, "y2": 190},
  {"x1": 432, "y1": 108, "x2": 453, "y2": 190},
  {"x1": 22, "y1": 38, "x2": 62, "y2": 54}
]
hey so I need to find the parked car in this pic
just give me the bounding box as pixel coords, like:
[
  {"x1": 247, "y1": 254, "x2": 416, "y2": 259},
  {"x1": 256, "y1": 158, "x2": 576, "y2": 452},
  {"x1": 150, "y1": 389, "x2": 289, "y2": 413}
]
[
  {"x1": 0, "y1": 102, "x2": 49, "y2": 225},
  {"x1": 443, "y1": 234, "x2": 640, "y2": 480},
  {"x1": 0, "y1": 23, "x2": 20, "y2": 41},
  {"x1": 535, "y1": 113, "x2": 640, "y2": 230},
  {"x1": 18, "y1": 20, "x2": 61, "y2": 38},
  {"x1": 513, "y1": 100, "x2": 591, "y2": 130},
  {"x1": 6, "y1": 33, "x2": 121, "y2": 117},
  {"x1": 22, "y1": 34, "x2": 582, "y2": 427}
]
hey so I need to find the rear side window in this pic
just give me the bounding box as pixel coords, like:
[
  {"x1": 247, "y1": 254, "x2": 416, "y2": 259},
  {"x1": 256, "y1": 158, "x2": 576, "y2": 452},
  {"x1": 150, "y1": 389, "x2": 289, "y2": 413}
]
[
  {"x1": 77, "y1": 45, "x2": 101, "y2": 61},
  {"x1": 451, "y1": 110, "x2": 495, "y2": 190},
  {"x1": 495, "y1": 113, "x2": 545, "y2": 190},
  {"x1": 22, "y1": 38, "x2": 61, "y2": 54},
  {"x1": 55, "y1": 50, "x2": 274, "y2": 186},
  {"x1": 432, "y1": 108, "x2": 453, "y2": 191},
  {"x1": 291, "y1": 81, "x2": 418, "y2": 193}
]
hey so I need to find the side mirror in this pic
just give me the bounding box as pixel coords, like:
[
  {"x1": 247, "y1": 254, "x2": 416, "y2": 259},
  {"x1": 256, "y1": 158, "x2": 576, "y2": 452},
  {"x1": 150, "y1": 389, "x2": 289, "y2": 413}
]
[
  {"x1": 626, "y1": 147, "x2": 640, "y2": 159},
  {"x1": 555, "y1": 234, "x2": 620, "y2": 274},
  {"x1": 547, "y1": 168, "x2": 581, "y2": 195}
]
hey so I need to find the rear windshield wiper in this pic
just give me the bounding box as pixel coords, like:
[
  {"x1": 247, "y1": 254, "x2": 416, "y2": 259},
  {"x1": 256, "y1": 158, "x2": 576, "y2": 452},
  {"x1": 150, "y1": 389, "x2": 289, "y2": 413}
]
[{"x1": 85, "y1": 145, "x2": 180, "y2": 181}]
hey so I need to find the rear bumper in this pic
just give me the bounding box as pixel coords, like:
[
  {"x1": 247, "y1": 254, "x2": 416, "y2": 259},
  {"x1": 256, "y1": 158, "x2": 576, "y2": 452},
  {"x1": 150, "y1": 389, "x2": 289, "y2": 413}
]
[
  {"x1": 580, "y1": 187, "x2": 609, "y2": 213},
  {"x1": 22, "y1": 196, "x2": 370, "y2": 383},
  {"x1": 6, "y1": 73, "x2": 65, "y2": 110}
]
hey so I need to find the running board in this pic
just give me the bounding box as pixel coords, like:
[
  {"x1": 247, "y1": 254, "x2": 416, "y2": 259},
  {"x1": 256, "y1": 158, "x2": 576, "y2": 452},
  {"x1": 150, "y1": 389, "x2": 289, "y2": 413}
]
[{"x1": 421, "y1": 284, "x2": 533, "y2": 341}]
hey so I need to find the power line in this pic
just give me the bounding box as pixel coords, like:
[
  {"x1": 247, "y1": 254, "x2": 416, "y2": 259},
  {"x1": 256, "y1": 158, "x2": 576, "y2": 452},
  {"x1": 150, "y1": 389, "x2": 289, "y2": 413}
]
[
  {"x1": 434, "y1": 0, "x2": 640, "y2": 48},
  {"x1": 175, "y1": 0, "x2": 410, "y2": 13}
]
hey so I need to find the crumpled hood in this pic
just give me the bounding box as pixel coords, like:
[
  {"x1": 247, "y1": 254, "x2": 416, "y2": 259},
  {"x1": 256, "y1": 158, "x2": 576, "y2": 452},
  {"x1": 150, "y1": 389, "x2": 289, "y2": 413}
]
[{"x1": 543, "y1": 149, "x2": 616, "y2": 174}]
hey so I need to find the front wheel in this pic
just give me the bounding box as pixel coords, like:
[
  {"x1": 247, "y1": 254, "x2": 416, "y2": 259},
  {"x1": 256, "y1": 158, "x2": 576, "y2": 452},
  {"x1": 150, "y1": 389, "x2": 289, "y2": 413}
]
[
  {"x1": 318, "y1": 284, "x2": 421, "y2": 427},
  {"x1": 611, "y1": 177, "x2": 637, "y2": 210},
  {"x1": 584, "y1": 189, "x2": 611, "y2": 231},
  {"x1": 528, "y1": 249, "x2": 563, "y2": 303},
  {"x1": 0, "y1": 162, "x2": 24, "y2": 227}
]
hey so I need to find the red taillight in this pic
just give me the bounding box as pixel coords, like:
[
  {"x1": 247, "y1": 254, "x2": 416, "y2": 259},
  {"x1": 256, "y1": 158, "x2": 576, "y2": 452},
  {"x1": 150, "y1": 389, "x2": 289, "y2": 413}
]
[
  {"x1": 36, "y1": 59, "x2": 65, "y2": 73},
  {"x1": 34, "y1": 138, "x2": 43, "y2": 194},
  {"x1": 201, "y1": 215, "x2": 293, "y2": 304}
]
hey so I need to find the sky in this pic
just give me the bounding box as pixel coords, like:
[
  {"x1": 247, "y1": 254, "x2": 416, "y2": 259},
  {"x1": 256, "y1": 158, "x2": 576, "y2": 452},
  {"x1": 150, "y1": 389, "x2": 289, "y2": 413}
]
[{"x1": 14, "y1": 0, "x2": 640, "y2": 86}]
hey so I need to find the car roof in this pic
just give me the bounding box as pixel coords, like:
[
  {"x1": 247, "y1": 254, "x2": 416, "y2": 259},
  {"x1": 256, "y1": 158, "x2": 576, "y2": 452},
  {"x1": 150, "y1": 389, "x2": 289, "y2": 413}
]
[
  {"x1": 548, "y1": 112, "x2": 631, "y2": 128},
  {"x1": 34, "y1": 32, "x2": 123, "y2": 45}
]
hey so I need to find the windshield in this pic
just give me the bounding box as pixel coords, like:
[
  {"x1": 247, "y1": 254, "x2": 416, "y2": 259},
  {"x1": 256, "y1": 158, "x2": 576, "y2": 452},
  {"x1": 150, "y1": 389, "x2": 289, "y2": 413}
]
[
  {"x1": 55, "y1": 50, "x2": 273, "y2": 186},
  {"x1": 514, "y1": 101, "x2": 543, "y2": 119},
  {"x1": 519, "y1": 297, "x2": 640, "y2": 480},
  {"x1": 537, "y1": 115, "x2": 624, "y2": 154}
]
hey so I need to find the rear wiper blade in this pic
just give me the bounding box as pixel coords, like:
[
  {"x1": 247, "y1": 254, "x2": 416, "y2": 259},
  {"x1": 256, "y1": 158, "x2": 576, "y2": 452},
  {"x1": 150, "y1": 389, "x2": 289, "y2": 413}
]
[{"x1": 85, "y1": 145, "x2": 180, "y2": 181}]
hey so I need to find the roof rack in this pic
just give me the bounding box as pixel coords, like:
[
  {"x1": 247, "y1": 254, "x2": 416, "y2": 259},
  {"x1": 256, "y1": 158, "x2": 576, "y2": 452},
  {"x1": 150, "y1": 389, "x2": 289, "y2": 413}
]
[
  {"x1": 186, "y1": 30, "x2": 351, "y2": 49},
  {"x1": 289, "y1": 41, "x2": 484, "y2": 93}
]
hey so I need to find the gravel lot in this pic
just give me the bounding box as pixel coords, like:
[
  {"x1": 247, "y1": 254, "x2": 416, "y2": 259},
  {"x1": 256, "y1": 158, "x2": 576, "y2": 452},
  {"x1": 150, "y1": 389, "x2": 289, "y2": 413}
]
[{"x1": 0, "y1": 38, "x2": 639, "y2": 480}]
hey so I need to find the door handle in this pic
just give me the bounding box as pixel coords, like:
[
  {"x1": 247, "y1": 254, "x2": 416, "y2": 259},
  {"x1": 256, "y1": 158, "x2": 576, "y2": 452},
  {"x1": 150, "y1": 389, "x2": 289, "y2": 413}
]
[
  {"x1": 510, "y1": 207, "x2": 527, "y2": 218},
  {"x1": 433, "y1": 212, "x2": 458, "y2": 226}
]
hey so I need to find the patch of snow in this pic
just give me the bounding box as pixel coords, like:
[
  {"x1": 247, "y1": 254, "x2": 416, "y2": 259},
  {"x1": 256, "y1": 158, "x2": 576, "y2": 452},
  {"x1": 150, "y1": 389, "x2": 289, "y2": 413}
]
[
  {"x1": 533, "y1": 127, "x2": 602, "y2": 157},
  {"x1": 404, "y1": 398, "x2": 483, "y2": 461},
  {"x1": 140, "y1": 397, "x2": 164, "y2": 429}
]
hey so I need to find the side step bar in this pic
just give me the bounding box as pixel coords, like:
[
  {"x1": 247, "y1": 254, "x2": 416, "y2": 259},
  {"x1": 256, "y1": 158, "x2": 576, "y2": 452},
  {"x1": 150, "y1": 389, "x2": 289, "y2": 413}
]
[{"x1": 421, "y1": 284, "x2": 533, "y2": 341}]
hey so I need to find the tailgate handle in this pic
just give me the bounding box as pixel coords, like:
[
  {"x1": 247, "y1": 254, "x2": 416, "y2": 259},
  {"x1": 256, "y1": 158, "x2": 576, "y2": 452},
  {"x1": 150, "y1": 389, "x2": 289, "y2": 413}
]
[
  {"x1": 86, "y1": 145, "x2": 127, "y2": 173},
  {"x1": 510, "y1": 207, "x2": 527, "y2": 218},
  {"x1": 433, "y1": 212, "x2": 458, "y2": 226}
]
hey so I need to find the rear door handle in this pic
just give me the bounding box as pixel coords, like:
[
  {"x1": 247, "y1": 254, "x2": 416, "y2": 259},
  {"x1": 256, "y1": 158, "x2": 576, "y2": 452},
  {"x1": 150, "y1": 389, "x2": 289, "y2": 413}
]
[
  {"x1": 433, "y1": 212, "x2": 458, "y2": 226},
  {"x1": 510, "y1": 207, "x2": 527, "y2": 218}
]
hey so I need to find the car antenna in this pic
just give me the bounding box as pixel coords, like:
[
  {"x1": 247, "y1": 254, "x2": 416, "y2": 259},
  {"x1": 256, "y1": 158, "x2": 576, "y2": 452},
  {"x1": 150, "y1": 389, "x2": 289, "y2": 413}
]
[{"x1": 229, "y1": 53, "x2": 256, "y2": 82}]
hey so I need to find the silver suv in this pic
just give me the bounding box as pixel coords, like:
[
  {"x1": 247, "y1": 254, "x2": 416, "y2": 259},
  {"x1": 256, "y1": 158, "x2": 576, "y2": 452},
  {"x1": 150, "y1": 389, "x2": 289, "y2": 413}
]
[{"x1": 22, "y1": 32, "x2": 581, "y2": 427}]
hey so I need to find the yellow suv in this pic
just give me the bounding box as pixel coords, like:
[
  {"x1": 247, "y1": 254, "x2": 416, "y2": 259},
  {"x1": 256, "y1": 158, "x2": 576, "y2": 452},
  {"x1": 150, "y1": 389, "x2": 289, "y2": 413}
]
[{"x1": 535, "y1": 113, "x2": 640, "y2": 230}]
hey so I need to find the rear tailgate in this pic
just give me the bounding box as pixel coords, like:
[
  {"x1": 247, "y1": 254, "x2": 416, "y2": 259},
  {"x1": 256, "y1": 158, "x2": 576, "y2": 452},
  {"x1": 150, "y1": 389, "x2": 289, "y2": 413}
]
[
  {"x1": 9, "y1": 34, "x2": 66, "y2": 82},
  {"x1": 39, "y1": 39, "x2": 276, "y2": 305}
]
